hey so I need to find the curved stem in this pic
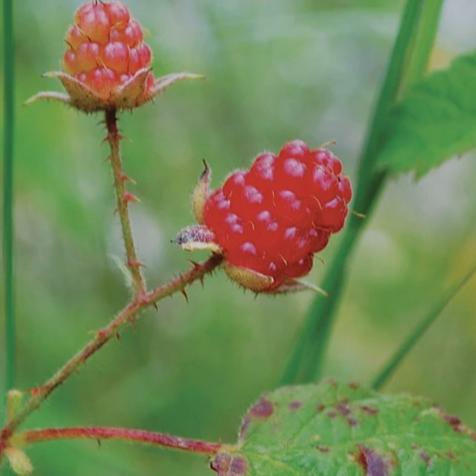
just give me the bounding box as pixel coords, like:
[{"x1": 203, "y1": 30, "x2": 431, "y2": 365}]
[
  {"x1": 1, "y1": 254, "x2": 222, "y2": 440},
  {"x1": 20, "y1": 426, "x2": 222, "y2": 456},
  {"x1": 105, "y1": 108, "x2": 146, "y2": 296}
]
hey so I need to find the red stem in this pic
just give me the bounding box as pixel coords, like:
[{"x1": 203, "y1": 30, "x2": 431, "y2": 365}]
[{"x1": 22, "y1": 427, "x2": 222, "y2": 456}]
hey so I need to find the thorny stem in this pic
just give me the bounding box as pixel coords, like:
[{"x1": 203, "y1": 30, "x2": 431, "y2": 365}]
[
  {"x1": 0, "y1": 254, "x2": 223, "y2": 447},
  {"x1": 21, "y1": 426, "x2": 222, "y2": 456},
  {"x1": 105, "y1": 108, "x2": 146, "y2": 296}
]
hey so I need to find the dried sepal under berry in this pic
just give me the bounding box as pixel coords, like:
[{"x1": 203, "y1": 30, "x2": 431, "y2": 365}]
[
  {"x1": 177, "y1": 140, "x2": 352, "y2": 293},
  {"x1": 27, "y1": 1, "x2": 203, "y2": 112},
  {"x1": 175, "y1": 225, "x2": 222, "y2": 254},
  {"x1": 192, "y1": 161, "x2": 211, "y2": 225}
]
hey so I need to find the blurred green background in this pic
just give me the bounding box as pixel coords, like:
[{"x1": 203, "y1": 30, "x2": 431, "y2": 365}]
[{"x1": 1, "y1": 0, "x2": 476, "y2": 474}]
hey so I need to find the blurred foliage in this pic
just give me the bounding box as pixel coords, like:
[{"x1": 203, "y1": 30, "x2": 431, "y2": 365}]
[{"x1": 1, "y1": 0, "x2": 475, "y2": 474}]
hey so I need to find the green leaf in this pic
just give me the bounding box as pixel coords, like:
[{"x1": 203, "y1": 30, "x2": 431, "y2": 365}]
[
  {"x1": 211, "y1": 380, "x2": 476, "y2": 475},
  {"x1": 379, "y1": 52, "x2": 476, "y2": 177}
]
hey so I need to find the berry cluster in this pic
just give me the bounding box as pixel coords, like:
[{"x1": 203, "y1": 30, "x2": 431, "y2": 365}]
[
  {"x1": 203, "y1": 140, "x2": 352, "y2": 290},
  {"x1": 63, "y1": 1, "x2": 154, "y2": 98}
]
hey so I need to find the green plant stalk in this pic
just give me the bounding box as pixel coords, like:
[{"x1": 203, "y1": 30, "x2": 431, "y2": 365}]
[
  {"x1": 3, "y1": 0, "x2": 15, "y2": 398},
  {"x1": 372, "y1": 265, "x2": 476, "y2": 390},
  {"x1": 281, "y1": 0, "x2": 444, "y2": 384}
]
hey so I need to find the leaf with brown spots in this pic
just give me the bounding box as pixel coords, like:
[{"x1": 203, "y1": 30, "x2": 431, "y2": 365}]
[{"x1": 210, "y1": 380, "x2": 476, "y2": 475}]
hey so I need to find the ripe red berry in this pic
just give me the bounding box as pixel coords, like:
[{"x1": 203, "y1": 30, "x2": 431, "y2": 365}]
[
  {"x1": 63, "y1": 1, "x2": 154, "y2": 98},
  {"x1": 202, "y1": 140, "x2": 352, "y2": 291}
]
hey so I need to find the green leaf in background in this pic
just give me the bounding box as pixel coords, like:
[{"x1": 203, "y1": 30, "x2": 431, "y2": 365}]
[
  {"x1": 379, "y1": 52, "x2": 476, "y2": 177},
  {"x1": 211, "y1": 380, "x2": 476, "y2": 475}
]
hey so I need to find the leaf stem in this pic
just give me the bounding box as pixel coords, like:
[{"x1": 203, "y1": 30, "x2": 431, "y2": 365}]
[
  {"x1": 0, "y1": 254, "x2": 222, "y2": 441},
  {"x1": 372, "y1": 264, "x2": 476, "y2": 390},
  {"x1": 3, "y1": 0, "x2": 16, "y2": 397},
  {"x1": 20, "y1": 426, "x2": 222, "y2": 456},
  {"x1": 281, "y1": 0, "x2": 444, "y2": 384},
  {"x1": 105, "y1": 108, "x2": 146, "y2": 296}
]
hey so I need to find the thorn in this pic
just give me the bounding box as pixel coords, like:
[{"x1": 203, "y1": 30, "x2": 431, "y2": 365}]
[
  {"x1": 120, "y1": 172, "x2": 137, "y2": 184},
  {"x1": 30, "y1": 387, "x2": 44, "y2": 397},
  {"x1": 128, "y1": 259, "x2": 145, "y2": 269},
  {"x1": 115, "y1": 332, "x2": 121, "y2": 341},
  {"x1": 97, "y1": 439, "x2": 102, "y2": 448},
  {"x1": 123, "y1": 191, "x2": 140, "y2": 204},
  {"x1": 352, "y1": 210, "x2": 366, "y2": 219},
  {"x1": 152, "y1": 302, "x2": 159, "y2": 311},
  {"x1": 296, "y1": 279, "x2": 329, "y2": 297},
  {"x1": 180, "y1": 288, "x2": 189, "y2": 303},
  {"x1": 316, "y1": 256, "x2": 326, "y2": 265},
  {"x1": 319, "y1": 139, "x2": 337, "y2": 149},
  {"x1": 199, "y1": 275, "x2": 205, "y2": 288},
  {"x1": 189, "y1": 259, "x2": 201, "y2": 270}
]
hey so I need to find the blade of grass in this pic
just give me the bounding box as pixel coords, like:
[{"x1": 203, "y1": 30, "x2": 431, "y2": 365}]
[
  {"x1": 372, "y1": 265, "x2": 476, "y2": 390},
  {"x1": 3, "y1": 0, "x2": 16, "y2": 399},
  {"x1": 281, "y1": 0, "x2": 444, "y2": 384}
]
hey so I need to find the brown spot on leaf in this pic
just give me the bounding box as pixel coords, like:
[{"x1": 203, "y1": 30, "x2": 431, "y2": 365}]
[
  {"x1": 249, "y1": 398, "x2": 274, "y2": 419},
  {"x1": 360, "y1": 405, "x2": 379, "y2": 416},
  {"x1": 419, "y1": 451, "x2": 431, "y2": 466},
  {"x1": 288, "y1": 401, "x2": 302, "y2": 411},
  {"x1": 211, "y1": 453, "x2": 248, "y2": 475},
  {"x1": 348, "y1": 382, "x2": 360, "y2": 390},
  {"x1": 316, "y1": 445, "x2": 330, "y2": 453},
  {"x1": 443, "y1": 413, "x2": 463, "y2": 432},
  {"x1": 336, "y1": 402, "x2": 351, "y2": 417},
  {"x1": 347, "y1": 416, "x2": 359, "y2": 427},
  {"x1": 327, "y1": 410, "x2": 337, "y2": 419},
  {"x1": 316, "y1": 403, "x2": 325, "y2": 413},
  {"x1": 356, "y1": 445, "x2": 389, "y2": 476}
]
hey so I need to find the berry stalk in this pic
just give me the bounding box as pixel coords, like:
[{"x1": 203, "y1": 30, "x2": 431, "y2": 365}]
[
  {"x1": 105, "y1": 108, "x2": 145, "y2": 296},
  {"x1": 20, "y1": 426, "x2": 222, "y2": 456},
  {"x1": 0, "y1": 254, "x2": 222, "y2": 444}
]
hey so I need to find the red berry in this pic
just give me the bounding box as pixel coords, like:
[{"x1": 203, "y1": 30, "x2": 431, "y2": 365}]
[
  {"x1": 63, "y1": 1, "x2": 155, "y2": 97},
  {"x1": 203, "y1": 140, "x2": 352, "y2": 289}
]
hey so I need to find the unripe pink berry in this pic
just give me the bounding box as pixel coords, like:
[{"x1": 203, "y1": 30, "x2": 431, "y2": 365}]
[{"x1": 61, "y1": 1, "x2": 156, "y2": 99}]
